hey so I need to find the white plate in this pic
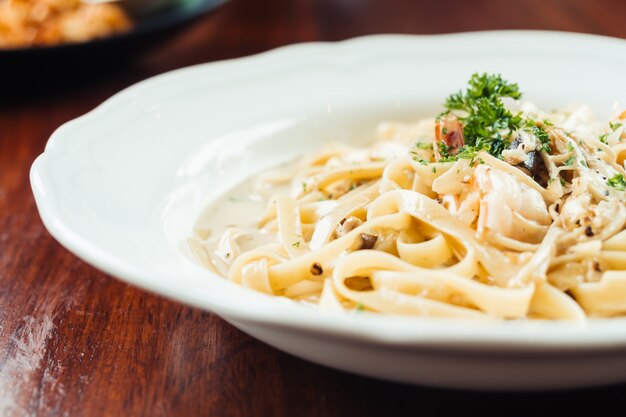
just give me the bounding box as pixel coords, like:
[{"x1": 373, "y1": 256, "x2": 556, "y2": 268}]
[{"x1": 31, "y1": 31, "x2": 626, "y2": 390}]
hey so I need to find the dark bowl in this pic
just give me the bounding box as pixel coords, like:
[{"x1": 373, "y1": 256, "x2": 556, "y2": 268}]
[{"x1": 0, "y1": 0, "x2": 226, "y2": 76}]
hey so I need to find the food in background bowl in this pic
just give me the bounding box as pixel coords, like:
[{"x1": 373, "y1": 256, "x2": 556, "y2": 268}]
[{"x1": 0, "y1": 0, "x2": 133, "y2": 48}]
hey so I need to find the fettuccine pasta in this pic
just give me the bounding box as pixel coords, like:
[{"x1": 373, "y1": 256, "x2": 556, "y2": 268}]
[{"x1": 190, "y1": 74, "x2": 626, "y2": 321}]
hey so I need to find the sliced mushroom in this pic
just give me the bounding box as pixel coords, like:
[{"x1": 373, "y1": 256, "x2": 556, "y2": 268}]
[
  {"x1": 357, "y1": 233, "x2": 378, "y2": 250},
  {"x1": 334, "y1": 216, "x2": 363, "y2": 238}
]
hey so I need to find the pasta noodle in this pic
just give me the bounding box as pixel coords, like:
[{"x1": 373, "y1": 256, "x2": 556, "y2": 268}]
[{"x1": 190, "y1": 74, "x2": 626, "y2": 321}]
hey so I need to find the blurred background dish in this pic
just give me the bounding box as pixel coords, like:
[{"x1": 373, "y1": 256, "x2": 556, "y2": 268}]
[
  {"x1": 0, "y1": 0, "x2": 226, "y2": 75},
  {"x1": 0, "y1": 0, "x2": 134, "y2": 49}
]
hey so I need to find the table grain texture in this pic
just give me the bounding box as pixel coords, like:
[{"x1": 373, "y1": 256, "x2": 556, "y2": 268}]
[{"x1": 2, "y1": 0, "x2": 626, "y2": 416}]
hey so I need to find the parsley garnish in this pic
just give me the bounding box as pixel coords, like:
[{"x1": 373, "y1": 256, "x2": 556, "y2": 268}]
[
  {"x1": 564, "y1": 156, "x2": 576, "y2": 166},
  {"x1": 440, "y1": 73, "x2": 551, "y2": 159},
  {"x1": 607, "y1": 174, "x2": 626, "y2": 191},
  {"x1": 292, "y1": 241, "x2": 301, "y2": 248},
  {"x1": 441, "y1": 73, "x2": 522, "y2": 158},
  {"x1": 355, "y1": 303, "x2": 365, "y2": 311}
]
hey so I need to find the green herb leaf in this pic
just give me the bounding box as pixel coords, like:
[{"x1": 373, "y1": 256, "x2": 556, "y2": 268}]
[
  {"x1": 607, "y1": 174, "x2": 626, "y2": 191},
  {"x1": 415, "y1": 142, "x2": 434, "y2": 150},
  {"x1": 524, "y1": 123, "x2": 551, "y2": 153},
  {"x1": 411, "y1": 155, "x2": 429, "y2": 165},
  {"x1": 564, "y1": 156, "x2": 576, "y2": 166}
]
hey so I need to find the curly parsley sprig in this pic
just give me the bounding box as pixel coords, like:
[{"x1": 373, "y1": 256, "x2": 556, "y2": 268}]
[{"x1": 439, "y1": 73, "x2": 550, "y2": 160}]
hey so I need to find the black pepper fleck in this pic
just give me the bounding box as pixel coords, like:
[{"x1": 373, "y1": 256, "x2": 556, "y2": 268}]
[{"x1": 310, "y1": 263, "x2": 323, "y2": 276}]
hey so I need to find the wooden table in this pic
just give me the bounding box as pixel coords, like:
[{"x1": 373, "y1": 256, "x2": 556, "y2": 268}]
[{"x1": 2, "y1": 0, "x2": 626, "y2": 415}]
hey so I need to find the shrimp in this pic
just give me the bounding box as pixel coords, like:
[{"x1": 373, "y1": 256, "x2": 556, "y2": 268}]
[
  {"x1": 447, "y1": 165, "x2": 551, "y2": 242},
  {"x1": 434, "y1": 114, "x2": 464, "y2": 160}
]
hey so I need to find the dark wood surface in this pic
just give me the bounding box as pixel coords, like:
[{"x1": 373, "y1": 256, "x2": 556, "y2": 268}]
[{"x1": 2, "y1": 0, "x2": 626, "y2": 415}]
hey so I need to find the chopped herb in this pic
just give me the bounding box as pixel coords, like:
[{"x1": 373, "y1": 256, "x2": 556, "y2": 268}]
[
  {"x1": 441, "y1": 127, "x2": 449, "y2": 134},
  {"x1": 455, "y1": 146, "x2": 480, "y2": 160},
  {"x1": 547, "y1": 177, "x2": 557, "y2": 184},
  {"x1": 607, "y1": 174, "x2": 626, "y2": 191},
  {"x1": 600, "y1": 122, "x2": 624, "y2": 145},
  {"x1": 355, "y1": 303, "x2": 365, "y2": 312},
  {"x1": 302, "y1": 182, "x2": 308, "y2": 193},
  {"x1": 580, "y1": 159, "x2": 588, "y2": 168},
  {"x1": 410, "y1": 150, "x2": 430, "y2": 165},
  {"x1": 468, "y1": 156, "x2": 485, "y2": 167},
  {"x1": 567, "y1": 143, "x2": 574, "y2": 152},
  {"x1": 543, "y1": 119, "x2": 554, "y2": 126},
  {"x1": 525, "y1": 123, "x2": 552, "y2": 153},
  {"x1": 292, "y1": 241, "x2": 301, "y2": 248},
  {"x1": 432, "y1": 166, "x2": 437, "y2": 173},
  {"x1": 437, "y1": 141, "x2": 452, "y2": 159},
  {"x1": 415, "y1": 142, "x2": 434, "y2": 150},
  {"x1": 410, "y1": 143, "x2": 433, "y2": 164},
  {"x1": 564, "y1": 156, "x2": 576, "y2": 166},
  {"x1": 560, "y1": 177, "x2": 566, "y2": 186},
  {"x1": 599, "y1": 134, "x2": 609, "y2": 144}
]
